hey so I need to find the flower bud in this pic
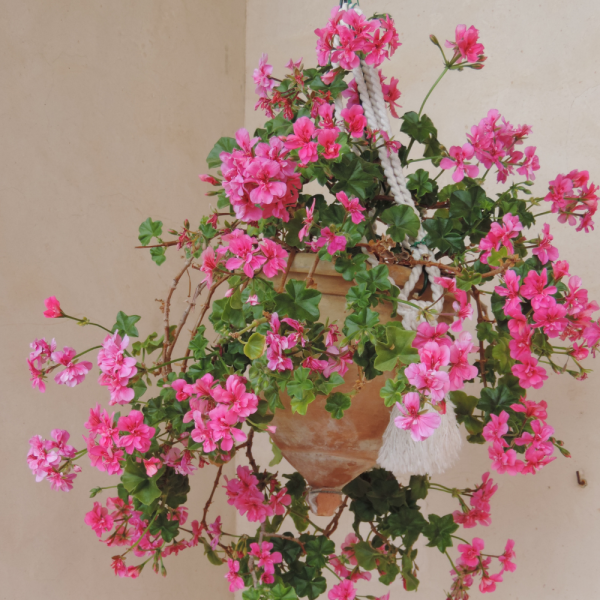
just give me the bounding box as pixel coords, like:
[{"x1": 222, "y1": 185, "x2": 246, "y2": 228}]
[{"x1": 429, "y1": 34, "x2": 440, "y2": 47}]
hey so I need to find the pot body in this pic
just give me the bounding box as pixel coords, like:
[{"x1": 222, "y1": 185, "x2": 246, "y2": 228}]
[{"x1": 269, "y1": 255, "x2": 450, "y2": 515}]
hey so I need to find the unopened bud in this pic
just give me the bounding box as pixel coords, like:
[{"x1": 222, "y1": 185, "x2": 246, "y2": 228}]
[{"x1": 429, "y1": 34, "x2": 440, "y2": 47}]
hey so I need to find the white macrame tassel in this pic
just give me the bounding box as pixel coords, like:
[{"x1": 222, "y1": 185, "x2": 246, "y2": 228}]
[{"x1": 340, "y1": 3, "x2": 462, "y2": 477}]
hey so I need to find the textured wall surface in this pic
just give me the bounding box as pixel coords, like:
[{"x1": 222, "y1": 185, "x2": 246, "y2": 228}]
[
  {"x1": 1, "y1": 1, "x2": 245, "y2": 598},
  {"x1": 243, "y1": 1, "x2": 600, "y2": 599}
]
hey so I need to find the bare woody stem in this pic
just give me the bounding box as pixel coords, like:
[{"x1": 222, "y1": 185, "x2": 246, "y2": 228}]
[
  {"x1": 323, "y1": 495, "x2": 349, "y2": 537},
  {"x1": 305, "y1": 253, "x2": 321, "y2": 288},
  {"x1": 201, "y1": 465, "x2": 223, "y2": 530},
  {"x1": 277, "y1": 248, "x2": 297, "y2": 293},
  {"x1": 180, "y1": 277, "x2": 228, "y2": 372},
  {"x1": 135, "y1": 240, "x2": 179, "y2": 249},
  {"x1": 165, "y1": 281, "x2": 207, "y2": 363},
  {"x1": 471, "y1": 287, "x2": 488, "y2": 387},
  {"x1": 163, "y1": 257, "x2": 194, "y2": 375}
]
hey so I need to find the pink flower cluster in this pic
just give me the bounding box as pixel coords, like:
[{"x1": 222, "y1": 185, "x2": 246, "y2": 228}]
[
  {"x1": 449, "y1": 537, "x2": 514, "y2": 597},
  {"x1": 328, "y1": 533, "x2": 372, "y2": 583},
  {"x1": 85, "y1": 495, "x2": 201, "y2": 577},
  {"x1": 435, "y1": 277, "x2": 474, "y2": 332},
  {"x1": 253, "y1": 53, "x2": 276, "y2": 98},
  {"x1": 445, "y1": 25, "x2": 486, "y2": 65},
  {"x1": 85, "y1": 404, "x2": 124, "y2": 475},
  {"x1": 495, "y1": 265, "x2": 599, "y2": 388},
  {"x1": 249, "y1": 541, "x2": 283, "y2": 584},
  {"x1": 453, "y1": 472, "x2": 497, "y2": 528},
  {"x1": 199, "y1": 229, "x2": 289, "y2": 284},
  {"x1": 479, "y1": 213, "x2": 523, "y2": 264},
  {"x1": 545, "y1": 169, "x2": 598, "y2": 232},
  {"x1": 217, "y1": 128, "x2": 301, "y2": 222},
  {"x1": 170, "y1": 373, "x2": 258, "y2": 454},
  {"x1": 224, "y1": 465, "x2": 291, "y2": 523},
  {"x1": 442, "y1": 109, "x2": 539, "y2": 184},
  {"x1": 484, "y1": 400, "x2": 556, "y2": 475},
  {"x1": 315, "y1": 8, "x2": 400, "y2": 69},
  {"x1": 98, "y1": 332, "x2": 138, "y2": 405},
  {"x1": 27, "y1": 337, "x2": 56, "y2": 392},
  {"x1": 27, "y1": 429, "x2": 78, "y2": 491},
  {"x1": 52, "y1": 346, "x2": 94, "y2": 387}
]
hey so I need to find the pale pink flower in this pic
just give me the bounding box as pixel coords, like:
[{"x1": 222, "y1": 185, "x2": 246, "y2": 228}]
[
  {"x1": 253, "y1": 53, "x2": 276, "y2": 98},
  {"x1": 143, "y1": 457, "x2": 161, "y2": 477},
  {"x1": 51, "y1": 347, "x2": 93, "y2": 387},
  {"x1": 413, "y1": 322, "x2": 451, "y2": 350},
  {"x1": 405, "y1": 362, "x2": 450, "y2": 403},
  {"x1": 323, "y1": 345, "x2": 353, "y2": 378},
  {"x1": 499, "y1": 540, "x2": 516, "y2": 573},
  {"x1": 43, "y1": 296, "x2": 62, "y2": 318},
  {"x1": 448, "y1": 332, "x2": 478, "y2": 390},
  {"x1": 29, "y1": 337, "x2": 56, "y2": 368},
  {"x1": 517, "y1": 146, "x2": 540, "y2": 181},
  {"x1": 28, "y1": 359, "x2": 46, "y2": 392},
  {"x1": 199, "y1": 245, "x2": 227, "y2": 287},
  {"x1": 394, "y1": 392, "x2": 441, "y2": 441},
  {"x1": 479, "y1": 572, "x2": 503, "y2": 593}
]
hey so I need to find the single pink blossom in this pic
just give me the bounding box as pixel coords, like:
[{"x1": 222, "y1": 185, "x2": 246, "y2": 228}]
[
  {"x1": 43, "y1": 296, "x2": 63, "y2": 318},
  {"x1": 445, "y1": 25, "x2": 485, "y2": 64},
  {"x1": 315, "y1": 227, "x2": 346, "y2": 255},
  {"x1": 117, "y1": 410, "x2": 156, "y2": 455},
  {"x1": 394, "y1": 392, "x2": 441, "y2": 441},
  {"x1": 84, "y1": 502, "x2": 114, "y2": 537},
  {"x1": 336, "y1": 191, "x2": 365, "y2": 224},
  {"x1": 457, "y1": 537, "x2": 485, "y2": 568},
  {"x1": 341, "y1": 105, "x2": 367, "y2": 138},
  {"x1": 440, "y1": 144, "x2": 479, "y2": 183}
]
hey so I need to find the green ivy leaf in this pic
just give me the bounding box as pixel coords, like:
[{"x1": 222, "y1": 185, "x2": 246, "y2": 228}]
[
  {"x1": 324, "y1": 392, "x2": 352, "y2": 419},
  {"x1": 374, "y1": 323, "x2": 418, "y2": 372},
  {"x1": 206, "y1": 137, "x2": 239, "y2": 169},
  {"x1": 112, "y1": 311, "x2": 141, "y2": 338},
  {"x1": 244, "y1": 332, "x2": 266, "y2": 359},
  {"x1": 269, "y1": 437, "x2": 283, "y2": 467},
  {"x1": 306, "y1": 536, "x2": 335, "y2": 569},
  {"x1": 423, "y1": 514, "x2": 459, "y2": 552},
  {"x1": 409, "y1": 475, "x2": 429, "y2": 500},
  {"x1": 344, "y1": 307, "x2": 380, "y2": 340},
  {"x1": 406, "y1": 169, "x2": 433, "y2": 197},
  {"x1": 380, "y1": 205, "x2": 421, "y2": 242},
  {"x1": 270, "y1": 584, "x2": 298, "y2": 600},
  {"x1": 352, "y1": 541, "x2": 381, "y2": 571},
  {"x1": 423, "y1": 218, "x2": 466, "y2": 255},
  {"x1": 189, "y1": 325, "x2": 210, "y2": 359},
  {"x1": 287, "y1": 367, "x2": 314, "y2": 400},
  {"x1": 449, "y1": 391, "x2": 479, "y2": 416},
  {"x1": 138, "y1": 217, "x2": 163, "y2": 245},
  {"x1": 335, "y1": 253, "x2": 369, "y2": 281},
  {"x1": 149, "y1": 246, "x2": 166, "y2": 266},
  {"x1": 401, "y1": 111, "x2": 437, "y2": 143},
  {"x1": 275, "y1": 280, "x2": 322, "y2": 322},
  {"x1": 380, "y1": 377, "x2": 406, "y2": 407},
  {"x1": 488, "y1": 246, "x2": 508, "y2": 267}
]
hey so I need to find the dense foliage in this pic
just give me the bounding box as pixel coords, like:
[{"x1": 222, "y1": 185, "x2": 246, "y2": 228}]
[{"x1": 27, "y1": 5, "x2": 598, "y2": 599}]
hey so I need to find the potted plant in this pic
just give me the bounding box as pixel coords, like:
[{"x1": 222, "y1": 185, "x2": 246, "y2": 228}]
[{"x1": 26, "y1": 3, "x2": 599, "y2": 598}]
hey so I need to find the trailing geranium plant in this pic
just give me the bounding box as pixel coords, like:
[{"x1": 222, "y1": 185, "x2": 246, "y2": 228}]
[{"x1": 26, "y1": 4, "x2": 599, "y2": 599}]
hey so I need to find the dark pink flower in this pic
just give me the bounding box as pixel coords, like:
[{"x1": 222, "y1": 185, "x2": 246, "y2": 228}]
[
  {"x1": 336, "y1": 191, "x2": 366, "y2": 224},
  {"x1": 260, "y1": 239, "x2": 288, "y2": 278},
  {"x1": 441, "y1": 144, "x2": 479, "y2": 183},
  {"x1": 84, "y1": 502, "x2": 114, "y2": 537},
  {"x1": 445, "y1": 25, "x2": 486, "y2": 64},
  {"x1": 341, "y1": 105, "x2": 367, "y2": 138},
  {"x1": 225, "y1": 559, "x2": 244, "y2": 592},
  {"x1": 317, "y1": 128, "x2": 341, "y2": 160},
  {"x1": 43, "y1": 296, "x2": 63, "y2": 318},
  {"x1": 117, "y1": 410, "x2": 155, "y2": 455},
  {"x1": 315, "y1": 227, "x2": 346, "y2": 255},
  {"x1": 284, "y1": 117, "x2": 318, "y2": 165}
]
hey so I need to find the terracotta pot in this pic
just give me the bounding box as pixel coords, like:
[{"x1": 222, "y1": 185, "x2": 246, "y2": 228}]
[{"x1": 269, "y1": 254, "x2": 453, "y2": 516}]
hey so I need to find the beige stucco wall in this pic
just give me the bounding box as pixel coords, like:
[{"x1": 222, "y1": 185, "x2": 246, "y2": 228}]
[
  {"x1": 243, "y1": 1, "x2": 600, "y2": 598},
  {"x1": 1, "y1": 1, "x2": 245, "y2": 598}
]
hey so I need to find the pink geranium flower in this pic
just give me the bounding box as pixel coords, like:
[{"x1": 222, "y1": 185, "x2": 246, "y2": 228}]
[
  {"x1": 284, "y1": 117, "x2": 318, "y2": 165},
  {"x1": 445, "y1": 25, "x2": 486, "y2": 64},
  {"x1": 253, "y1": 53, "x2": 276, "y2": 98},
  {"x1": 315, "y1": 227, "x2": 347, "y2": 255},
  {"x1": 84, "y1": 502, "x2": 114, "y2": 537},
  {"x1": 260, "y1": 238, "x2": 288, "y2": 278},
  {"x1": 440, "y1": 144, "x2": 479, "y2": 182},
  {"x1": 328, "y1": 580, "x2": 357, "y2": 600},
  {"x1": 511, "y1": 356, "x2": 548, "y2": 389},
  {"x1": 457, "y1": 537, "x2": 485, "y2": 568},
  {"x1": 117, "y1": 410, "x2": 156, "y2": 455},
  {"x1": 225, "y1": 559, "x2": 244, "y2": 592},
  {"x1": 341, "y1": 105, "x2": 367, "y2": 138},
  {"x1": 43, "y1": 296, "x2": 63, "y2": 318},
  {"x1": 317, "y1": 128, "x2": 341, "y2": 160},
  {"x1": 394, "y1": 392, "x2": 441, "y2": 441},
  {"x1": 51, "y1": 347, "x2": 93, "y2": 387},
  {"x1": 532, "y1": 223, "x2": 559, "y2": 265},
  {"x1": 336, "y1": 191, "x2": 366, "y2": 224}
]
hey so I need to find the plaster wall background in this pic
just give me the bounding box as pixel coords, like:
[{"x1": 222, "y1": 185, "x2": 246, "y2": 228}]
[
  {"x1": 0, "y1": 1, "x2": 245, "y2": 598},
  {"x1": 242, "y1": 1, "x2": 600, "y2": 599}
]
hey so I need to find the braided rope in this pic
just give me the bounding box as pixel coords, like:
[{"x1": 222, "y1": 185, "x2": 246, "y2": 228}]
[{"x1": 337, "y1": 2, "x2": 461, "y2": 475}]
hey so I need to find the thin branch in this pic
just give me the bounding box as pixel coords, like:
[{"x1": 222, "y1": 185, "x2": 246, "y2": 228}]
[
  {"x1": 135, "y1": 240, "x2": 179, "y2": 249},
  {"x1": 305, "y1": 253, "x2": 321, "y2": 288},
  {"x1": 246, "y1": 429, "x2": 259, "y2": 474},
  {"x1": 162, "y1": 257, "x2": 193, "y2": 375},
  {"x1": 323, "y1": 495, "x2": 349, "y2": 537},
  {"x1": 277, "y1": 248, "x2": 297, "y2": 293},
  {"x1": 471, "y1": 287, "x2": 488, "y2": 387},
  {"x1": 201, "y1": 465, "x2": 223, "y2": 529},
  {"x1": 165, "y1": 281, "x2": 206, "y2": 363}
]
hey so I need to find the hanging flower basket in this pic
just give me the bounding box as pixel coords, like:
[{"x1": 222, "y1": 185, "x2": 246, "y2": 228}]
[{"x1": 26, "y1": 3, "x2": 599, "y2": 599}]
